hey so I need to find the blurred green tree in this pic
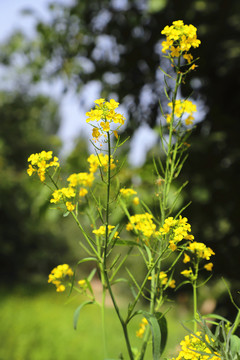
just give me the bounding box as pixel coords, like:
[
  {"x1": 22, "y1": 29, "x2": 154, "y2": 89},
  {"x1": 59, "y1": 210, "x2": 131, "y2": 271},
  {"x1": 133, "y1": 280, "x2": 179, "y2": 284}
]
[{"x1": 0, "y1": 91, "x2": 71, "y2": 285}]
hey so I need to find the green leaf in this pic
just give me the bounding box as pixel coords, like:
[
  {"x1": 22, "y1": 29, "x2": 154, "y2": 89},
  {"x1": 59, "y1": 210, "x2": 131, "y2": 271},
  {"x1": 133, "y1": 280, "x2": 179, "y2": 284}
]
[
  {"x1": 115, "y1": 239, "x2": 142, "y2": 247},
  {"x1": 202, "y1": 313, "x2": 230, "y2": 322},
  {"x1": 155, "y1": 312, "x2": 168, "y2": 355},
  {"x1": 141, "y1": 311, "x2": 161, "y2": 360},
  {"x1": 73, "y1": 301, "x2": 94, "y2": 330},
  {"x1": 230, "y1": 335, "x2": 240, "y2": 357},
  {"x1": 77, "y1": 257, "x2": 98, "y2": 265},
  {"x1": 87, "y1": 268, "x2": 97, "y2": 282}
]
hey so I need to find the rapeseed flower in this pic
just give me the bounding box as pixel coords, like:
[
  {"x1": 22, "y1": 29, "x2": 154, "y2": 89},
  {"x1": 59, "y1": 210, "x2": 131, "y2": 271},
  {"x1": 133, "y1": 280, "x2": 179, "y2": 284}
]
[
  {"x1": 48, "y1": 264, "x2": 74, "y2": 292},
  {"x1": 87, "y1": 153, "x2": 116, "y2": 173},
  {"x1": 27, "y1": 150, "x2": 59, "y2": 182},
  {"x1": 120, "y1": 188, "x2": 139, "y2": 205},
  {"x1": 187, "y1": 242, "x2": 215, "y2": 260},
  {"x1": 126, "y1": 213, "x2": 159, "y2": 240},
  {"x1": 160, "y1": 215, "x2": 194, "y2": 251},
  {"x1": 161, "y1": 20, "x2": 201, "y2": 65},
  {"x1": 93, "y1": 225, "x2": 119, "y2": 239},
  {"x1": 172, "y1": 332, "x2": 220, "y2": 360},
  {"x1": 86, "y1": 98, "x2": 125, "y2": 141},
  {"x1": 136, "y1": 318, "x2": 148, "y2": 338},
  {"x1": 166, "y1": 99, "x2": 197, "y2": 125}
]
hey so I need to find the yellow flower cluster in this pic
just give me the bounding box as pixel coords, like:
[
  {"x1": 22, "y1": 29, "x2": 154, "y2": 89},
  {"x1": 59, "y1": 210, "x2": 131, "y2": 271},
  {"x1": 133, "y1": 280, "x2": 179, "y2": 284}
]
[
  {"x1": 172, "y1": 332, "x2": 220, "y2": 360},
  {"x1": 50, "y1": 187, "x2": 76, "y2": 211},
  {"x1": 166, "y1": 99, "x2": 197, "y2": 125},
  {"x1": 93, "y1": 225, "x2": 119, "y2": 239},
  {"x1": 50, "y1": 172, "x2": 94, "y2": 212},
  {"x1": 85, "y1": 98, "x2": 125, "y2": 141},
  {"x1": 136, "y1": 317, "x2": 148, "y2": 338},
  {"x1": 181, "y1": 242, "x2": 215, "y2": 278},
  {"x1": 160, "y1": 216, "x2": 194, "y2": 251},
  {"x1": 120, "y1": 188, "x2": 139, "y2": 205},
  {"x1": 126, "y1": 213, "x2": 159, "y2": 239},
  {"x1": 181, "y1": 269, "x2": 193, "y2": 278},
  {"x1": 187, "y1": 242, "x2": 215, "y2": 261},
  {"x1": 148, "y1": 271, "x2": 176, "y2": 289},
  {"x1": 27, "y1": 150, "x2": 59, "y2": 182},
  {"x1": 87, "y1": 153, "x2": 116, "y2": 173},
  {"x1": 67, "y1": 172, "x2": 95, "y2": 188},
  {"x1": 161, "y1": 20, "x2": 201, "y2": 63},
  {"x1": 48, "y1": 264, "x2": 74, "y2": 292}
]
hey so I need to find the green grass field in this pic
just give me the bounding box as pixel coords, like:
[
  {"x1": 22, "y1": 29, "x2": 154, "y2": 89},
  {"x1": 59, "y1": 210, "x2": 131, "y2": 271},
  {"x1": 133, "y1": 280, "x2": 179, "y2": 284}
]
[{"x1": 0, "y1": 286, "x2": 188, "y2": 359}]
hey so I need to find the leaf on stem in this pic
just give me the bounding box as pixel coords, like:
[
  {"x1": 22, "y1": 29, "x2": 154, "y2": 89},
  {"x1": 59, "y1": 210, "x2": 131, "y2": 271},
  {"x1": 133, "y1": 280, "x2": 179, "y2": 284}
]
[
  {"x1": 73, "y1": 300, "x2": 94, "y2": 330},
  {"x1": 140, "y1": 311, "x2": 162, "y2": 360}
]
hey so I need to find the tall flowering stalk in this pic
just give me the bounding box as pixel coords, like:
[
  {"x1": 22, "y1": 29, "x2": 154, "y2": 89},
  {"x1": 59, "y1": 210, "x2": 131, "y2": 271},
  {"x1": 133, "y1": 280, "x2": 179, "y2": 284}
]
[{"x1": 26, "y1": 20, "x2": 227, "y2": 360}]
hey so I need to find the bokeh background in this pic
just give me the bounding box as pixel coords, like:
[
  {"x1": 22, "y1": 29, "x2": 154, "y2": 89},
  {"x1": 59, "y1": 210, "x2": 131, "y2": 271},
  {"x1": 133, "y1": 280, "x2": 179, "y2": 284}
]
[{"x1": 1, "y1": 0, "x2": 240, "y2": 359}]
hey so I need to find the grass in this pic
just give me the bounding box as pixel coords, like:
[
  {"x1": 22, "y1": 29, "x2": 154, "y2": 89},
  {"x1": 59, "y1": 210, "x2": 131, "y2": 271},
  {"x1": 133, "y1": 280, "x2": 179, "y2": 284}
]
[{"x1": 0, "y1": 286, "x2": 189, "y2": 359}]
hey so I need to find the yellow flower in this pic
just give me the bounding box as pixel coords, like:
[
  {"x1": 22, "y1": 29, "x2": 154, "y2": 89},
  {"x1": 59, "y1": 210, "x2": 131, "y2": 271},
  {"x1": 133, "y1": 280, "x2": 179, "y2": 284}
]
[
  {"x1": 100, "y1": 121, "x2": 110, "y2": 132},
  {"x1": 183, "y1": 253, "x2": 191, "y2": 263},
  {"x1": 93, "y1": 225, "x2": 119, "y2": 239},
  {"x1": 169, "y1": 279, "x2": 176, "y2": 288},
  {"x1": 94, "y1": 98, "x2": 105, "y2": 106},
  {"x1": 167, "y1": 99, "x2": 197, "y2": 124},
  {"x1": 169, "y1": 241, "x2": 177, "y2": 251},
  {"x1": 174, "y1": 332, "x2": 220, "y2": 360},
  {"x1": 120, "y1": 188, "x2": 137, "y2": 196},
  {"x1": 204, "y1": 262, "x2": 213, "y2": 271},
  {"x1": 78, "y1": 279, "x2": 86, "y2": 287},
  {"x1": 105, "y1": 99, "x2": 119, "y2": 110},
  {"x1": 85, "y1": 98, "x2": 124, "y2": 141},
  {"x1": 136, "y1": 318, "x2": 148, "y2": 338},
  {"x1": 133, "y1": 197, "x2": 139, "y2": 205},
  {"x1": 188, "y1": 242, "x2": 215, "y2": 260},
  {"x1": 161, "y1": 20, "x2": 200, "y2": 60},
  {"x1": 87, "y1": 154, "x2": 116, "y2": 173},
  {"x1": 66, "y1": 201, "x2": 75, "y2": 212},
  {"x1": 92, "y1": 127, "x2": 100, "y2": 139},
  {"x1": 27, "y1": 150, "x2": 59, "y2": 182},
  {"x1": 79, "y1": 188, "x2": 88, "y2": 197},
  {"x1": 56, "y1": 285, "x2": 66, "y2": 292},
  {"x1": 181, "y1": 269, "x2": 193, "y2": 278},
  {"x1": 126, "y1": 213, "x2": 158, "y2": 239},
  {"x1": 48, "y1": 264, "x2": 74, "y2": 292}
]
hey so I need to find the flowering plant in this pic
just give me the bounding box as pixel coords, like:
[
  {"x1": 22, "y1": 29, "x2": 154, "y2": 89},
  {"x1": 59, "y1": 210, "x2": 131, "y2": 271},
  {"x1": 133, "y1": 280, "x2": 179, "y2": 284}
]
[{"x1": 27, "y1": 20, "x2": 240, "y2": 359}]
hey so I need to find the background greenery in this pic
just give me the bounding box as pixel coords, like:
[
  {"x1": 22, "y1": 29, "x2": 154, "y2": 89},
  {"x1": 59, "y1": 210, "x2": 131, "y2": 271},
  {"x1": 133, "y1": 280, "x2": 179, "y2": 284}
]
[{"x1": 1, "y1": 0, "x2": 240, "y2": 357}]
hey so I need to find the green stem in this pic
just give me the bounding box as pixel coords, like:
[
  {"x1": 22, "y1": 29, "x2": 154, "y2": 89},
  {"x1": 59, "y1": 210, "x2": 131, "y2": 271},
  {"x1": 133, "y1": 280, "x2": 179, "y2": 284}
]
[
  {"x1": 139, "y1": 263, "x2": 156, "y2": 360},
  {"x1": 127, "y1": 246, "x2": 168, "y2": 323},
  {"x1": 71, "y1": 211, "x2": 101, "y2": 261},
  {"x1": 160, "y1": 70, "x2": 181, "y2": 223},
  {"x1": 193, "y1": 280, "x2": 198, "y2": 333},
  {"x1": 101, "y1": 285, "x2": 107, "y2": 358},
  {"x1": 101, "y1": 133, "x2": 134, "y2": 360}
]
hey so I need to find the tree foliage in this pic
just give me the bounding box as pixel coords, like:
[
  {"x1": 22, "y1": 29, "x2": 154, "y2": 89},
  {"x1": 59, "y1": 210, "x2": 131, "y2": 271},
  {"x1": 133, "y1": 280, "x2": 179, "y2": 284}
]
[
  {"x1": 0, "y1": 91, "x2": 70, "y2": 284},
  {"x1": 1, "y1": 0, "x2": 240, "y2": 285}
]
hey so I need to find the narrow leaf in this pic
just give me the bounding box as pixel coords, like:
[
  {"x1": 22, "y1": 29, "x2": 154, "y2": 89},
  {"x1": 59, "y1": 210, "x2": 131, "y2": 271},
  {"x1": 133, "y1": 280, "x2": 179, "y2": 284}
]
[
  {"x1": 73, "y1": 301, "x2": 94, "y2": 330},
  {"x1": 155, "y1": 312, "x2": 168, "y2": 355},
  {"x1": 141, "y1": 311, "x2": 161, "y2": 360}
]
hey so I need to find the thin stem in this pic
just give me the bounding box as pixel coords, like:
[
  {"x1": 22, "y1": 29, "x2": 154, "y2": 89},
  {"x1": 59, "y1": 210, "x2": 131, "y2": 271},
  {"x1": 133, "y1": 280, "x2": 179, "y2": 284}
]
[
  {"x1": 193, "y1": 262, "x2": 199, "y2": 333},
  {"x1": 193, "y1": 280, "x2": 198, "y2": 333},
  {"x1": 101, "y1": 133, "x2": 134, "y2": 360},
  {"x1": 101, "y1": 286, "x2": 107, "y2": 358},
  {"x1": 139, "y1": 263, "x2": 156, "y2": 360},
  {"x1": 71, "y1": 212, "x2": 101, "y2": 261}
]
